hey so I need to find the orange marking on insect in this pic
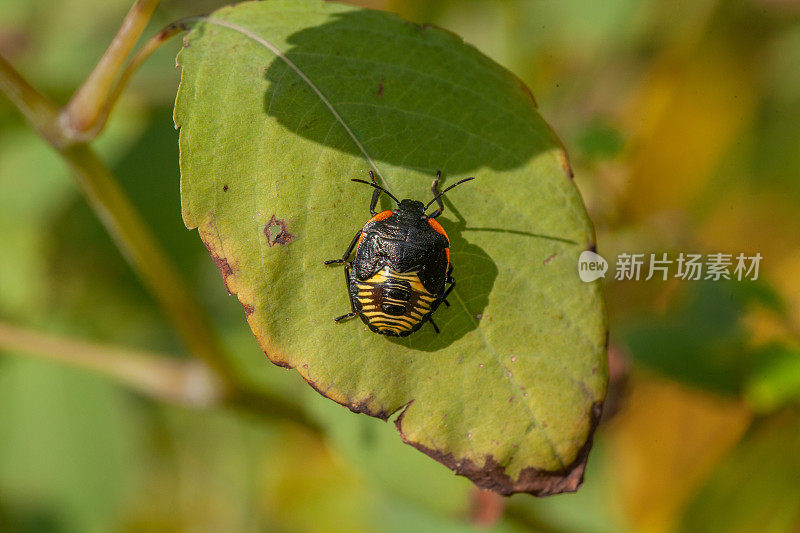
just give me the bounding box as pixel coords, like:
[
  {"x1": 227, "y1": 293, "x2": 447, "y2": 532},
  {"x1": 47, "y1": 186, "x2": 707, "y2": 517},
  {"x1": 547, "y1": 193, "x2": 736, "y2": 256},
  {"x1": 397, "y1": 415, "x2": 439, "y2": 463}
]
[
  {"x1": 367, "y1": 210, "x2": 393, "y2": 224},
  {"x1": 427, "y1": 218, "x2": 449, "y2": 244},
  {"x1": 427, "y1": 219, "x2": 451, "y2": 268}
]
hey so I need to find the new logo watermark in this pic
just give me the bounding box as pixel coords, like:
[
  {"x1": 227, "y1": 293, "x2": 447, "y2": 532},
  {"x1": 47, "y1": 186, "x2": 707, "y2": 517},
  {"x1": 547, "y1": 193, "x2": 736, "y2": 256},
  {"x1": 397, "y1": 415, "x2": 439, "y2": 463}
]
[
  {"x1": 578, "y1": 251, "x2": 608, "y2": 282},
  {"x1": 578, "y1": 252, "x2": 762, "y2": 282}
]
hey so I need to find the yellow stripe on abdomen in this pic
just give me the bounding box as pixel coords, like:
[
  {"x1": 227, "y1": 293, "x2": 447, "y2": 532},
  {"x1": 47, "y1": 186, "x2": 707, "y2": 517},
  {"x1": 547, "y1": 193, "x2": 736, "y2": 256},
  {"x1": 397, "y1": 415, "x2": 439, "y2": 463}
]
[{"x1": 354, "y1": 266, "x2": 437, "y2": 334}]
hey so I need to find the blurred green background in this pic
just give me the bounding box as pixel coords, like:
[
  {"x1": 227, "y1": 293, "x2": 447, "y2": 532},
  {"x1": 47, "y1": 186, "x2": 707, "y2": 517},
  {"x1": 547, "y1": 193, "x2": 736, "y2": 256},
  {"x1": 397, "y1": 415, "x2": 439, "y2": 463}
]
[{"x1": 1, "y1": 0, "x2": 800, "y2": 531}]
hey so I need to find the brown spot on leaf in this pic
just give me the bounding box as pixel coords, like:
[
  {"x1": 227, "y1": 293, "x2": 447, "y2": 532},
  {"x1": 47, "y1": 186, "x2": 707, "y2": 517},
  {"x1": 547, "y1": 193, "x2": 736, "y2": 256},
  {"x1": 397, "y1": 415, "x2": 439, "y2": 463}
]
[
  {"x1": 203, "y1": 240, "x2": 235, "y2": 295},
  {"x1": 557, "y1": 150, "x2": 575, "y2": 179},
  {"x1": 395, "y1": 401, "x2": 604, "y2": 496},
  {"x1": 222, "y1": 184, "x2": 228, "y2": 192},
  {"x1": 243, "y1": 303, "x2": 255, "y2": 316},
  {"x1": 349, "y1": 394, "x2": 392, "y2": 420},
  {"x1": 543, "y1": 253, "x2": 557, "y2": 265},
  {"x1": 377, "y1": 77, "x2": 385, "y2": 97},
  {"x1": 301, "y1": 118, "x2": 318, "y2": 131},
  {"x1": 212, "y1": 254, "x2": 233, "y2": 279},
  {"x1": 264, "y1": 215, "x2": 295, "y2": 247},
  {"x1": 303, "y1": 378, "x2": 393, "y2": 421}
]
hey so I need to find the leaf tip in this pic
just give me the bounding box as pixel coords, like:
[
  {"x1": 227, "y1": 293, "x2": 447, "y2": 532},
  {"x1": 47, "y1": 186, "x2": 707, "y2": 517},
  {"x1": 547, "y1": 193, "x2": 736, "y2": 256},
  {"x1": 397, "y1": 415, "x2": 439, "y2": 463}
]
[{"x1": 395, "y1": 401, "x2": 604, "y2": 496}]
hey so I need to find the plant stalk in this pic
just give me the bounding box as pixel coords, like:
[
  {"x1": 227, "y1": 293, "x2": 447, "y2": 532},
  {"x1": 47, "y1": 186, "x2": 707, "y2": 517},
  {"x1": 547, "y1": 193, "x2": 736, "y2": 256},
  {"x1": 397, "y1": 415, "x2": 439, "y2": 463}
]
[
  {"x1": 0, "y1": 322, "x2": 321, "y2": 431},
  {"x1": 0, "y1": 6, "x2": 318, "y2": 431},
  {"x1": 62, "y1": 0, "x2": 162, "y2": 138},
  {"x1": 1, "y1": 45, "x2": 239, "y2": 389},
  {"x1": 0, "y1": 54, "x2": 63, "y2": 145},
  {"x1": 60, "y1": 143, "x2": 240, "y2": 385},
  {"x1": 0, "y1": 321, "x2": 223, "y2": 406},
  {"x1": 90, "y1": 18, "x2": 195, "y2": 138}
]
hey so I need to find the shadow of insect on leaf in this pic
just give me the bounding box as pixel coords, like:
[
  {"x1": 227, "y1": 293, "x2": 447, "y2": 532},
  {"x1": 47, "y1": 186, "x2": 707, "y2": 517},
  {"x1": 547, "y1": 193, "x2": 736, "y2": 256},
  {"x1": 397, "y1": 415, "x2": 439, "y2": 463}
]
[
  {"x1": 390, "y1": 197, "x2": 576, "y2": 352},
  {"x1": 261, "y1": 9, "x2": 562, "y2": 174},
  {"x1": 253, "y1": 7, "x2": 573, "y2": 347}
]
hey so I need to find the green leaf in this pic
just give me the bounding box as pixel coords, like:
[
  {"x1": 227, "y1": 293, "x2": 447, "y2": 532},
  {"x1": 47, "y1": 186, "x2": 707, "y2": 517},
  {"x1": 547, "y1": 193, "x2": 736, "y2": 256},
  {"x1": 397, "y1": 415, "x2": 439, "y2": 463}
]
[
  {"x1": 744, "y1": 345, "x2": 800, "y2": 412},
  {"x1": 620, "y1": 280, "x2": 789, "y2": 397},
  {"x1": 0, "y1": 357, "x2": 142, "y2": 532},
  {"x1": 678, "y1": 408, "x2": 800, "y2": 533},
  {"x1": 175, "y1": 0, "x2": 606, "y2": 495}
]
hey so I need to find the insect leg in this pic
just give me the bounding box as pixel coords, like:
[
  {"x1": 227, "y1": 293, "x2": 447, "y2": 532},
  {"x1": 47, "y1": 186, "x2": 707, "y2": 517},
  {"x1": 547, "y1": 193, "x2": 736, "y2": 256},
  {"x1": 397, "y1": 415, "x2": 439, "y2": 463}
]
[
  {"x1": 334, "y1": 263, "x2": 358, "y2": 322},
  {"x1": 324, "y1": 230, "x2": 362, "y2": 265},
  {"x1": 442, "y1": 265, "x2": 454, "y2": 306},
  {"x1": 368, "y1": 170, "x2": 382, "y2": 215},
  {"x1": 428, "y1": 315, "x2": 441, "y2": 334},
  {"x1": 441, "y1": 277, "x2": 455, "y2": 307},
  {"x1": 428, "y1": 170, "x2": 445, "y2": 219}
]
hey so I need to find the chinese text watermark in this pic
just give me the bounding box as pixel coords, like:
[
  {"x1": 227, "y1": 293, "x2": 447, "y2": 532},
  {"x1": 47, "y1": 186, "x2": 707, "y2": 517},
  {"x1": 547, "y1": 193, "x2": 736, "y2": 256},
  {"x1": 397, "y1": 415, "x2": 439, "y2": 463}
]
[{"x1": 578, "y1": 252, "x2": 762, "y2": 282}]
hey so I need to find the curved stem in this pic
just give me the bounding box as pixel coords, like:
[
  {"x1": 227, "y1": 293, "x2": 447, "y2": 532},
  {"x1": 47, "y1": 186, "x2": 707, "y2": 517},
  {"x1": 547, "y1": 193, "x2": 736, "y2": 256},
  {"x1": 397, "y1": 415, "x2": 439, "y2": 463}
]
[
  {"x1": 1, "y1": 52, "x2": 240, "y2": 388},
  {"x1": 0, "y1": 7, "x2": 319, "y2": 431},
  {"x1": 88, "y1": 18, "x2": 200, "y2": 138},
  {"x1": 62, "y1": 0, "x2": 162, "y2": 137}
]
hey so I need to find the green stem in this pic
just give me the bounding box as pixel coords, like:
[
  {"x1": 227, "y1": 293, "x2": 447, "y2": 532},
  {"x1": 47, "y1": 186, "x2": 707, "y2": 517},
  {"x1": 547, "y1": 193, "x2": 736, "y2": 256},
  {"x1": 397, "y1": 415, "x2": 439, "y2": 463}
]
[
  {"x1": 0, "y1": 321, "x2": 223, "y2": 406},
  {"x1": 0, "y1": 322, "x2": 321, "y2": 431},
  {"x1": 0, "y1": 10, "x2": 319, "y2": 432},
  {"x1": 62, "y1": 0, "x2": 162, "y2": 138},
  {"x1": 226, "y1": 387, "x2": 322, "y2": 432},
  {"x1": 91, "y1": 18, "x2": 196, "y2": 137},
  {"x1": 0, "y1": 50, "x2": 239, "y2": 388},
  {"x1": 59, "y1": 143, "x2": 240, "y2": 385},
  {"x1": 0, "y1": 54, "x2": 63, "y2": 146}
]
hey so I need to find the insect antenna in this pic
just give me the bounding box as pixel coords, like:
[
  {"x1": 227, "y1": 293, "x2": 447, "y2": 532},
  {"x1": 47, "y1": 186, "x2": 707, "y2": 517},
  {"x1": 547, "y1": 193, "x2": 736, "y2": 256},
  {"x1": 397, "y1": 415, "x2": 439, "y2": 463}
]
[
  {"x1": 424, "y1": 177, "x2": 475, "y2": 211},
  {"x1": 351, "y1": 179, "x2": 401, "y2": 204}
]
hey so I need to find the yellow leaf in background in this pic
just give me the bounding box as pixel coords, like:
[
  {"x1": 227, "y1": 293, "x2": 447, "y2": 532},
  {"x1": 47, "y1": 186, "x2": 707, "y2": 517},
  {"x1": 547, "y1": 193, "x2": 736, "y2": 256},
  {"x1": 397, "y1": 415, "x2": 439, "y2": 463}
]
[
  {"x1": 696, "y1": 191, "x2": 800, "y2": 259},
  {"x1": 622, "y1": 46, "x2": 756, "y2": 220},
  {"x1": 258, "y1": 428, "x2": 371, "y2": 533},
  {"x1": 678, "y1": 408, "x2": 800, "y2": 532},
  {"x1": 609, "y1": 375, "x2": 751, "y2": 533},
  {"x1": 771, "y1": 249, "x2": 800, "y2": 335},
  {"x1": 743, "y1": 307, "x2": 795, "y2": 348},
  {"x1": 697, "y1": 191, "x2": 800, "y2": 335}
]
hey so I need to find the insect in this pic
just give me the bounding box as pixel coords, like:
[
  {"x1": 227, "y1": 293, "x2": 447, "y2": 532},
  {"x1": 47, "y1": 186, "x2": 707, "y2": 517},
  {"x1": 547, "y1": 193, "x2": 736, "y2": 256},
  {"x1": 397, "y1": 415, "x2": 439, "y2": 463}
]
[{"x1": 324, "y1": 170, "x2": 474, "y2": 337}]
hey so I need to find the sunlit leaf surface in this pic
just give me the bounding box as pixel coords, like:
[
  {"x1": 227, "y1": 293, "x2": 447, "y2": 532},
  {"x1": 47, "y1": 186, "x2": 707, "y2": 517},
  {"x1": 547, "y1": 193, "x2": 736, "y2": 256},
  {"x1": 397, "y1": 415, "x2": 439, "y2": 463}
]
[{"x1": 175, "y1": 0, "x2": 606, "y2": 495}]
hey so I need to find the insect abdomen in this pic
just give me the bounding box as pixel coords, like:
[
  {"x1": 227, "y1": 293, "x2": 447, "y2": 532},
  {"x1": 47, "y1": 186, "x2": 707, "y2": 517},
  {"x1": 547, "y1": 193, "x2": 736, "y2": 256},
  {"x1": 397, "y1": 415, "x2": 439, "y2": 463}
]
[{"x1": 353, "y1": 266, "x2": 437, "y2": 336}]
